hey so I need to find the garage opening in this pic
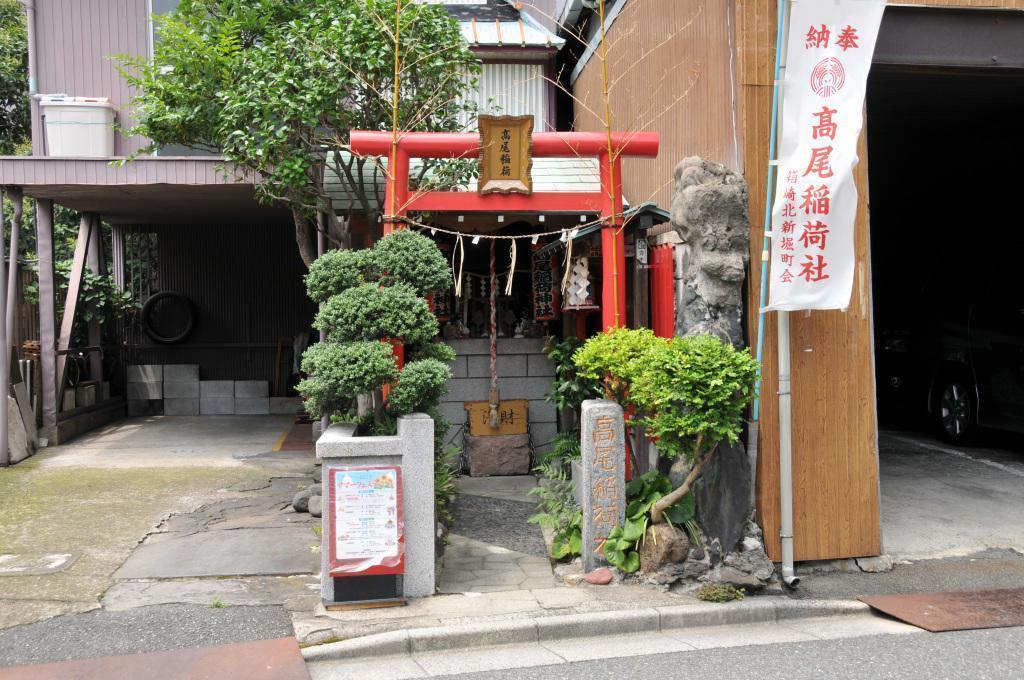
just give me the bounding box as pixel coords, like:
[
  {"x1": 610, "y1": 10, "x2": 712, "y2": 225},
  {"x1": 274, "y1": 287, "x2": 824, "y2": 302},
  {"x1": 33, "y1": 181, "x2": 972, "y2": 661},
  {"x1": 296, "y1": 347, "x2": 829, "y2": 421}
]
[{"x1": 866, "y1": 45, "x2": 1024, "y2": 559}]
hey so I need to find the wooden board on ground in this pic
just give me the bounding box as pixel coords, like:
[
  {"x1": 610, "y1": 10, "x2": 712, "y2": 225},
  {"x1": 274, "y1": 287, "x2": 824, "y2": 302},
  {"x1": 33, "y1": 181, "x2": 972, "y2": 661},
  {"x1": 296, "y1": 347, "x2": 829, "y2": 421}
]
[
  {"x1": 464, "y1": 400, "x2": 529, "y2": 436},
  {"x1": 862, "y1": 588, "x2": 1024, "y2": 633}
]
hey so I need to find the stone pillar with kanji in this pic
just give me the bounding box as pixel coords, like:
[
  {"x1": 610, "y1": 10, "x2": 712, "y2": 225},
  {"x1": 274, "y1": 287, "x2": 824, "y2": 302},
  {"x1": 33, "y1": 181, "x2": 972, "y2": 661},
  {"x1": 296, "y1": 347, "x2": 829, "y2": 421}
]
[{"x1": 580, "y1": 399, "x2": 626, "y2": 572}]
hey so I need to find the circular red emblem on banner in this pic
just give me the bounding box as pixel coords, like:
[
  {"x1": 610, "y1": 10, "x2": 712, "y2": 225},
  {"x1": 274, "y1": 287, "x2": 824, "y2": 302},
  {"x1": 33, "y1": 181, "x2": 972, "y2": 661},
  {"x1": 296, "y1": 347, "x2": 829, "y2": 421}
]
[{"x1": 810, "y1": 57, "x2": 846, "y2": 97}]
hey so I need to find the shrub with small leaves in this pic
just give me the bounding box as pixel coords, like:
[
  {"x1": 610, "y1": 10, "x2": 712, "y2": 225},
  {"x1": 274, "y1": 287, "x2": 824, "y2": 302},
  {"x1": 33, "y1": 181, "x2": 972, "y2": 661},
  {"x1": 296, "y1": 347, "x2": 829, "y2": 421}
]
[
  {"x1": 296, "y1": 341, "x2": 398, "y2": 418},
  {"x1": 573, "y1": 327, "x2": 666, "y2": 405},
  {"x1": 305, "y1": 248, "x2": 368, "y2": 302},
  {"x1": 314, "y1": 282, "x2": 438, "y2": 345},
  {"x1": 367, "y1": 230, "x2": 451, "y2": 296},
  {"x1": 387, "y1": 359, "x2": 451, "y2": 417},
  {"x1": 696, "y1": 583, "x2": 745, "y2": 603},
  {"x1": 408, "y1": 341, "x2": 457, "y2": 364}
]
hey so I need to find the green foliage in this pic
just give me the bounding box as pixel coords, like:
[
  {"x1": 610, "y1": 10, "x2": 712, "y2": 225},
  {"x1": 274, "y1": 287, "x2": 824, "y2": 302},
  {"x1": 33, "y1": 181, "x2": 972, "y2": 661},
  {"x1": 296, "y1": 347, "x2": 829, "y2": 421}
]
[
  {"x1": 122, "y1": 0, "x2": 479, "y2": 226},
  {"x1": 602, "y1": 471, "x2": 695, "y2": 573},
  {"x1": 696, "y1": 583, "x2": 745, "y2": 603},
  {"x1": 368, "y1": 231, "x2": 451, "y2": 296},
  {"x1": 408, "y1": 341, "x2": 456, "y2": 364},
  {"x1": 296, "y1": 341, "x2": 398, "y2": 418},
  {"x1": 435, "y1": 444, "x2": 459, "y2": 528},
  {"x1": 528, "y1": 462, "x2": 583, "y2": 561},
  {"x1": 0, "y1": 0, "x2": 28, "y2": 155},
  {"x1": 305, "y1": 248, "x2": 368, "y2": 303},
  {"x1": 545, "y1": 336, "x2": 600, "y2": 413},
  {"x1": 387, "y1": 359, "x2": 450, "y2": 417},
  {"x1": 314, "y1": 282, "x2": 438, "y2": 345},
  {"x1": 573, "y1": 328, "x2": 666, "y2": 405},
  {"x1": 630, "y1": 335, "x2": 760, "y2": 463}
]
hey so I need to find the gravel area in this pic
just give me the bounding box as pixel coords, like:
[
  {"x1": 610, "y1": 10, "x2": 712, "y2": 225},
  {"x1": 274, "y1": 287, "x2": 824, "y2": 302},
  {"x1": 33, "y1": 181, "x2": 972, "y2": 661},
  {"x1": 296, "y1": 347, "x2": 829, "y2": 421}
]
[
  {"x1": 451, "y1": 493, "x2": 548, "y2": 557},
  {"x1": 0, "y1": 604, "x2": 293, "y2": 668}
]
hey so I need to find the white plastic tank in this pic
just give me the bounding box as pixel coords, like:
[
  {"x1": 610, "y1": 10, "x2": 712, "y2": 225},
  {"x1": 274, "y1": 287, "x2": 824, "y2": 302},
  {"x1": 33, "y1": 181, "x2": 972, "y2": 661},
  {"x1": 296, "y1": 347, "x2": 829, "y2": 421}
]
[{"x1": 39, "y1": 96, "x2": 116, "y2": 157}]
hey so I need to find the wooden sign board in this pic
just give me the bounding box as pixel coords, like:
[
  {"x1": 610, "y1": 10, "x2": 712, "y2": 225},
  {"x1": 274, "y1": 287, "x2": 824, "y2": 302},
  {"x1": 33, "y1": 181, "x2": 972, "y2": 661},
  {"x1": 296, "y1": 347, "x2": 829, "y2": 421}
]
[
  {"x1": 478, "y1": 115, "x2": 533, "y2": 195},
  {"x1": 464, "y1": 399, "x2": 529, "y2": 436}
]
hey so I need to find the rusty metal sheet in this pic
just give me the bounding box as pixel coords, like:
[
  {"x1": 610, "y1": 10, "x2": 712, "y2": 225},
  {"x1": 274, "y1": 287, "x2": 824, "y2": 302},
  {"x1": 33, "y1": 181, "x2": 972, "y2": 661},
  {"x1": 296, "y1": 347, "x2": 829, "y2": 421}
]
[
  {"x1": 861, "y1": 588, "x2": 1024, "y2": 633},
  {"x1": 0, "y1": 636, "x2": 310, "y2": 680}
]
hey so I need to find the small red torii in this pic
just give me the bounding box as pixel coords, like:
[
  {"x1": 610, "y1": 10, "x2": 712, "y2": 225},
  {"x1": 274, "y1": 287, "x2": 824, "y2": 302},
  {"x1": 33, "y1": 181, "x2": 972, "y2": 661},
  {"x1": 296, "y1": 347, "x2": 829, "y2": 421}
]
[{"x1": 349, "y1": 130, "x2": 659, "y2": 330}]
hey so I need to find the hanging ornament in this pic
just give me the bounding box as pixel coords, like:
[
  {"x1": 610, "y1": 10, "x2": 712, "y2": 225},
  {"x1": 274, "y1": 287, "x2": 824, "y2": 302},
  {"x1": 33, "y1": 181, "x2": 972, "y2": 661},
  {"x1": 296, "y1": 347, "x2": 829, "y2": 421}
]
[{"x1": 564, "y1": 256, "x2": 594, "y2": 309}]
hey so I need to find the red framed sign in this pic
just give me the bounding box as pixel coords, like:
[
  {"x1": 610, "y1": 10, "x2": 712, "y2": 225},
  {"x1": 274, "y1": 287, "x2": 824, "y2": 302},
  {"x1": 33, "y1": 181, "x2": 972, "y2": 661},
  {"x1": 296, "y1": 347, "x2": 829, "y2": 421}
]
[
  {"x1": 327, "y1": 466, "x2": 405, "y2": 577},
  {"x1": 531, "y1": 243, "x2": 561, "y2": 321}
]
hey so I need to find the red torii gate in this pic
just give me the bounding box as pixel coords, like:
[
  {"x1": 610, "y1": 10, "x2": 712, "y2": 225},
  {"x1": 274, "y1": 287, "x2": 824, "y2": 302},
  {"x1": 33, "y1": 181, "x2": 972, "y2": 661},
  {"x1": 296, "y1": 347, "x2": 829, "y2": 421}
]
[{"x1": 349, "y1": 130, "x2": 659, "y2": 330}]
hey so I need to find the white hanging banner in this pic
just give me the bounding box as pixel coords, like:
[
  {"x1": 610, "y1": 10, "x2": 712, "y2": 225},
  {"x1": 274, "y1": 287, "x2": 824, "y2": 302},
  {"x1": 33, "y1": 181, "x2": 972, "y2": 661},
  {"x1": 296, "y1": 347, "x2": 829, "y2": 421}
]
[{"x1": 765, "y1": 0, "x2": 886, "y2": 312}]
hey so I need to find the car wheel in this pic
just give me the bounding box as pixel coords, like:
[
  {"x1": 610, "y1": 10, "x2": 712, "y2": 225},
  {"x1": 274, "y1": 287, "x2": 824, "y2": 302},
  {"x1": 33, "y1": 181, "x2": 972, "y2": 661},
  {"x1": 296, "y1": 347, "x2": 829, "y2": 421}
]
[{"x1": 935, "y1": 379, "x2": 975, "y2": 444}]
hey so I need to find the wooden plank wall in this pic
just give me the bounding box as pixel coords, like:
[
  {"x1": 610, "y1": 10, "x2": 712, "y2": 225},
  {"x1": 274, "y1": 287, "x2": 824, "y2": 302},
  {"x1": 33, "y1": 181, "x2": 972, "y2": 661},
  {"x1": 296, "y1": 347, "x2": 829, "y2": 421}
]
[{"x1": 737, "y1": 0, "x2": 1024, "y2": 561}]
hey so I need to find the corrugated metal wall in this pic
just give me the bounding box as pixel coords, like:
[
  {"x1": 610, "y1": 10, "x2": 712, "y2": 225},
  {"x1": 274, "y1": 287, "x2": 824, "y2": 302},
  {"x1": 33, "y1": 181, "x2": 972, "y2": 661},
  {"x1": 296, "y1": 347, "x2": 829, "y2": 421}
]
[
  {"x1": 127, "y1": 222, "x2": 317, "y2": 385},
  {"x1": 465, "y1": 62, "x2": 552, "y2": 131},
  {"x1": 34, "y1": 0, "x2": 150, "y2": 157},
  {"x1": 572, "y1": 0, "x2": 740, "y2": 209}
]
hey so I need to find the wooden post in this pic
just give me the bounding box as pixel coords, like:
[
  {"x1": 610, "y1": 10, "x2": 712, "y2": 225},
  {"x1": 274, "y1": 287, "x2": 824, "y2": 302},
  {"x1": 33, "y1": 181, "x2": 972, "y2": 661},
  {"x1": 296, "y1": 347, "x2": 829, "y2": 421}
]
[
  {"x1": 36, "y1": 199, "x2": 57, "y2": 437},
  {"x1": 86, "y1": 214, "x2": 103, "y2": 382},
  {"x1": 55, "y1": 214, "x2": 95, "y2": 409},
  {"x1": 5, "y1": 187, "x2": 22, "y2": 348}
]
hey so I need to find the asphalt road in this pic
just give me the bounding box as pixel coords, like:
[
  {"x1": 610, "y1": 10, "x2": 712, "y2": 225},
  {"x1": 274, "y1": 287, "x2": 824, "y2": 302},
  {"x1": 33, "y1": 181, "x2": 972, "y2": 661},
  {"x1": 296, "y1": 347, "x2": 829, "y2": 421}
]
[{"x1": 431, "y1": 627, "x2": 1024, "y2": 680}]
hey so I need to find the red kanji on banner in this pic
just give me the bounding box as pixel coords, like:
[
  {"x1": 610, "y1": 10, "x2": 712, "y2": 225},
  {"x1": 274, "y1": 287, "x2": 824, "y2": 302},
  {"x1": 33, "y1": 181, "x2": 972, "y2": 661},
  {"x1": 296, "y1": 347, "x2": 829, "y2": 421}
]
[
  {"x1": 805, "y1": 24, "x2": 830, "y2": 49},
  {"x1": 781, "y1": 220, "x2": 796, "y2": 234},
  {"x1": 799, "y1": 220, "x2": 830, "y2": 250},
  {"x1": 836, "y1": 25, "x2": 860, "y2": 51},
  {"x1": 803, "y1": 146, "x2": 834, "y2": 178},
  {"x1": 798, "y1": 254, "x2": 830, "y2": 283},
  {"x1": 811, "y1": 106, "x2": 838, "y2": 140},
  {"x1": 784, "y1": 187, "x2": 796, "y2": 202},
  {"x1": 786, "y1": 170, "x2": 799, "y2": 184},
  {"x1": 781, "y1": 237, "x2": 795, "y2": 251},
  {"x1": 781, "y1": 254, "x2": 795, "y2": 266},
  {"x1": 800, "y1": 185, "x2": 831, "y2": 215},
  {"x1": 782, "y1": 203, "x2": 797, "y2": 217},
  {"x1": 780, "y1": 269, "x2": 794, "y2": 283}
]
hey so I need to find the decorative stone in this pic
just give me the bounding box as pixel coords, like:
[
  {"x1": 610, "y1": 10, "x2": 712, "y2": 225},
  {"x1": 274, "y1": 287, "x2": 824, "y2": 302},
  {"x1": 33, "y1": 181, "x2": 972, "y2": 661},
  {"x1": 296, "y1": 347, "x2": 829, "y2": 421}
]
[
  {"x1": 584, "y1": 567, "x2": 613, "y2": 585},
  {"x1": 856, "y1": 554, "x2": 895, "y2": 573},
  {"x1": 308, "y1": 483, "x2": 322, "y2": 497},
  {"x1": 639, "y1": 524, "x2": 690, "y2": 573},
  {"x1": 695, "y1": 440, "x2": 751, "y2": 554},
  {"x1": 308, "y1": 495, "x2": 322, "y2": 518},
  {"x1": 465, "y1": 433, "x2": 530, "y2": 476},
  {"x1": 723, "y1": 546, "x2": 775, "y2": 582},
  {"x1": 668, "y1": 457, "x2": 693, "y2": 490},
  {"x1": 580, "y1": 400, "x2": 625, "y2": 572},
  {"x1": 682, "y1": 558, "x2": 710, "y2": 580},
  {"x1": 716, "y1": 566, "x2": 765, "y2": 591},
  {"x1": 293, "y1": 488, "x2": 313, "y2": 513}
]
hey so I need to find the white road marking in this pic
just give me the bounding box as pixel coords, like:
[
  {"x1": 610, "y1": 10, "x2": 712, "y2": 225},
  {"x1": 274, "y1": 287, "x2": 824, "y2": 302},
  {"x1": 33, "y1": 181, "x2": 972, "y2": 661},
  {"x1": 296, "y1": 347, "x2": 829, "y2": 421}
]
[{"x1": 887, "y1": 435, "x2": 1024, "y2": 480}]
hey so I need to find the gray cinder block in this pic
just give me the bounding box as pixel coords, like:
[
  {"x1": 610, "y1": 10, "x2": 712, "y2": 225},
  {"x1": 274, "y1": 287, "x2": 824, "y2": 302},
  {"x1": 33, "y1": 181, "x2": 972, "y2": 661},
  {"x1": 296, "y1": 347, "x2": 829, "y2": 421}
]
[
  {"x1": 163, "y1": 364, "x2": 199, "y2": 382},
  {"x1": 164, "y1": 398, "x2": 200, "y2": 416},
  {"x1": 127, "y1": 365, "x2": 162, "y2": 383},
  {"x1": 128, "y1": 399, "x2": 163, "y2": 417},
  {"x1": 235, "y1": 397, "x2": 269, "y2": 415},
  {"x1": 269, "y1": 397, "x2": 301, "y2": 414},
  {"x1": 127, "y1": 382, "x2": 162, "y2": 400},
  {"x1": 200, "y1": 381, "x2": 233, "y2": 397},
  {"x1": 164, "y1": 381, "x2": 199, "y2": 398},
  {"x1": 234, "y1": 380, "x2": 269, "y2": 398},
  {"x1": 76, "y1": 384, "x2": 97, "y2": 408},
  {"x1": 200, "y1": 397, "x2": 234, "y2": 415}
]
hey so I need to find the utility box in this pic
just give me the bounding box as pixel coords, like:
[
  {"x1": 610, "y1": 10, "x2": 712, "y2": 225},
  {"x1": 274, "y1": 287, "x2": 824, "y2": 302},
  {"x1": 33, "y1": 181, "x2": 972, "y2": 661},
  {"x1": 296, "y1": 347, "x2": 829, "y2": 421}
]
[{"x1": 39, "y1": 96, "x2": 116, "y2": 157}]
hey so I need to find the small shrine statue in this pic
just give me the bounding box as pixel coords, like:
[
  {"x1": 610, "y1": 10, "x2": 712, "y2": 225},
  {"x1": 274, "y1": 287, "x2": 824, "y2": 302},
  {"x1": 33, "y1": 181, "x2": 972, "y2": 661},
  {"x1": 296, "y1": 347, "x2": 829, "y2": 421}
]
[{"x1": 513, "y1": 318, "x2": 526, "y2": 338}]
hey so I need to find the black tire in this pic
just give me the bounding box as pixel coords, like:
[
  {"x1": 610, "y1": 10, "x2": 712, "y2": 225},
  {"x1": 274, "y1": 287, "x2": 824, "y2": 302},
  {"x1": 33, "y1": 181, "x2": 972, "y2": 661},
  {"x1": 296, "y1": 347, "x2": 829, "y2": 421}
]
[
  {"x1": 140, "y1": 291, "x2": 195, "y2": 344},
  {"x1": 934, "y1": 377, "x2": 976, "y2": 445}
]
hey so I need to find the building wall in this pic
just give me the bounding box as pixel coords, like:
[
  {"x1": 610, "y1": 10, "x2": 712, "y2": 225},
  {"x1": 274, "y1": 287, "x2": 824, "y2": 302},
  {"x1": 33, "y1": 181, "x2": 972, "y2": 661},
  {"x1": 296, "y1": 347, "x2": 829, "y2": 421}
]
[
  {"x1": 33, "y1": 0, "x2": 150, "y2": 157},
  {"x1": 128, "y1": 222, "x2": 317, "y2": 388},
  {"x1": 571, "y1": 0, "x2": 740, "y2": 208}
]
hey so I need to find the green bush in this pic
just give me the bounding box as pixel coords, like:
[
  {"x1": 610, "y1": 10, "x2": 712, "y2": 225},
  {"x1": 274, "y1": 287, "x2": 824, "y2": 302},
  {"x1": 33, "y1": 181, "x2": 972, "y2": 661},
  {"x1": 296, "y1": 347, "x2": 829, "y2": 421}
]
[
  {"x1": 367, "y1": 230, "x2": 451, "y2": 296},
  {"x1": 408, "y1": 341, "x2": 457, "y2": 364},
  {"x1": 305, "y1": 248, "x2": 368, "y2": 302},
  {"x1": 529, "y1": 462, "x2": 583, "y2": 560},
  {"x1": 545, "y1": 336, "x2": 600, "y2": 413},
  {"x1": 602, "y1": 471, "x2": 696, "y2": 573},
  {"x1": 314, "y1": 282, "x2": 438, "y2": 345},
  {"x1": 387, "y1": 359, "x2": 450, "y2": 417},
  {"x1": 572, "y1": 327, "x2": 666, "y2": 404},
  {"x1": 296, "y1": 341, "x2": 398, "y2": 419}
]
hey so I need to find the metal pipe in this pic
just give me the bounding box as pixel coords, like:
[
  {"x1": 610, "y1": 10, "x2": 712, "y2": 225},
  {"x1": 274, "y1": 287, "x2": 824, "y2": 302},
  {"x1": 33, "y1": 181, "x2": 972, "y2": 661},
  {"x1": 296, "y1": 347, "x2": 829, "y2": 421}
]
[
  {"x1": 36, "y1": 199, "x2": 56, "y2": 439},
  {"x1": 318, "y1": 219, "x2": 329, "y2": 434},
  {"x1": 777, "y1": 310, "x2": 799, "y2": 587},
  {"x1": 0, "y1": 190, "x2": 7, "y2": 466},
  {"x1": 6, "y1": 188, "x2": 21, "y2": 346}
]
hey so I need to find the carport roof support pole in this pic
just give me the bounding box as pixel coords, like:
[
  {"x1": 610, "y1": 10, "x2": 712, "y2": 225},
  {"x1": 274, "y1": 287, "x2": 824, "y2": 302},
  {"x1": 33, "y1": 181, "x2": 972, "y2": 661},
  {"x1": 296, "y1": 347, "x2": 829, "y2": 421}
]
[
  {"x1": 0, "y1": 191, "x2": 7, "y2": 466},
  {"x1": 36, "y1": 198, "x2": 57, "y2": 437},
  {"x1": 777, "y1": 310, "x2": 798, "y2": 587}
]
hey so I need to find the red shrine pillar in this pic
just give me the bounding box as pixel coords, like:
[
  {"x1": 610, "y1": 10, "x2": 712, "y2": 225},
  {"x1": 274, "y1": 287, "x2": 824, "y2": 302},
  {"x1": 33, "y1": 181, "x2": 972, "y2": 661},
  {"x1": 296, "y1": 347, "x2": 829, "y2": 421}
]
[
  {"x1": 382, "y1": 146, "x2": 410, "y2": 236},
  {"x1": 599, "y1": 153, "x2": 626, "y2": 330},
  {"x1": 651, "y1": 244, "x2": 676, "y2": 338}
]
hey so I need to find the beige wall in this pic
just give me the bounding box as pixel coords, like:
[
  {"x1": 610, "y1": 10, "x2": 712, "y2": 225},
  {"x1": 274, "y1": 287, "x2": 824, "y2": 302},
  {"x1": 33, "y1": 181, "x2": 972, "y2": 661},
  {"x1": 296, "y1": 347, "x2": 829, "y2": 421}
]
[{"x1": 571, "y1": 0, "x2": 741, "y2": 209}]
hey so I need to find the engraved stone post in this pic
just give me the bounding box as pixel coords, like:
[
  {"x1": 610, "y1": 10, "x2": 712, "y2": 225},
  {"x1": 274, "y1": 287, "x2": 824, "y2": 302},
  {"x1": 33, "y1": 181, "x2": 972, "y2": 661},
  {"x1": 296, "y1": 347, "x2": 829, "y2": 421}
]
[{"x1": 580, "y1": 399, "x2": 626, "y2": 572}]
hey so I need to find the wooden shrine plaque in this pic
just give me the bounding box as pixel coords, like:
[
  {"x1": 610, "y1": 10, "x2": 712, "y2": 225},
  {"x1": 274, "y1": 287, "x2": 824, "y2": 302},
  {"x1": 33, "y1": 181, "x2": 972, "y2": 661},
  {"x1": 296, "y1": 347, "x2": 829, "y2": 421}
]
[
  {"x1": 478, "y1": 115, "x2": 533, "y2": 195},
  {"x1": 464, "y1": 399, "x2": 529, "y2": 436}
]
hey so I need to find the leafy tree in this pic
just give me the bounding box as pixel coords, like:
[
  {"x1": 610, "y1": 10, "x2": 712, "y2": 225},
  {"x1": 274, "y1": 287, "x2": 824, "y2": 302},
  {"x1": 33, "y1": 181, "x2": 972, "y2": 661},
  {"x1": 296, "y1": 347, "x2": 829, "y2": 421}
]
[
  {"x1": 0, "y1": 0, "x2": 29, "y2": 155},
  {"x1": 121, "y1": 0, "x2": 480, "y2": 266}
]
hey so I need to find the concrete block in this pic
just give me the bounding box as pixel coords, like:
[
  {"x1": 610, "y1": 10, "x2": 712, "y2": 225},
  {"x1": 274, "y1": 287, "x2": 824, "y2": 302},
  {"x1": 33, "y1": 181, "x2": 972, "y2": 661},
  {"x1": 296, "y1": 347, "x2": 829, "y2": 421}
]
[
  {"x1": 163, "y1": 364, "x2": 199, "y2": 382},
  {"x1": 128, "y1": 399, "x2": 163, "y2": 417},
  {"x1": 200, "y1": 397, "x2": 234, "y2": 415},
  {"x1": 536, "y1": 609, "x2": 661, "y2": 641},
  {"x1": 127, "y1": 382, "x2": 161, "y2": 400},
  {"x1": 76, "y1": 384, "x2": 97, "y2": 408},
  {"x1": 444, "y1": 378, "x2": 492, "y2": 403},
  {"x1": 499, "y1": 377, "x2": 554, "y2": 401},
  {"x1": 318, "y1": 414, "x2": 434, "y2": 599},
  {"x1": 527, "y1": 353, "x2": 556, "y2": 377},
  {"x1": 164, "y1": 398, "x2": 200, "y2": 416},
  {"x1": 235, "y1": 380, "x2": 269, "y2": 398},
  {"x1": 200, "y1": 381, "x2": 233, "y2": 397},
  {"x1": 438, "y1": 402, "x2": 468, "y2": 427},
  {"x1": 127, "y1": 365, "x2": 162, "y2": 383},
  {"x1": 163, "y1": 380, "x2": 199, "y2": 398},
  {"x1": 269, "y1": 397, "x2": 301, "y2": 414},
  {"x1": 529, "y1": 399, "x2": 558, "y2": 423},
  {"x1": 467, "y1": 354, "x2": 527, "y2": 378},
  {"x1": 235, "y1": 397, "x2": 270, "y2": 415},
  {"x1": 448, "y1": 355, "x2": 468, "y2": 379},
  {"x1": 408, "y1": 619, "x2": 538, "y2": 653},
  {"x1": 531, "y1": 422, "x2": 558, "y2": 451}
]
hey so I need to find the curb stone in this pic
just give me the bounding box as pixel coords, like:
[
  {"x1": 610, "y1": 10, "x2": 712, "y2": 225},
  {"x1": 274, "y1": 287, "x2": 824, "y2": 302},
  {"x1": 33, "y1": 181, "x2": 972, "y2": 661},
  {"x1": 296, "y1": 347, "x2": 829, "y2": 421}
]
[{"x1": 300, "y1": 598, "x2": 871, "y2": 662}]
